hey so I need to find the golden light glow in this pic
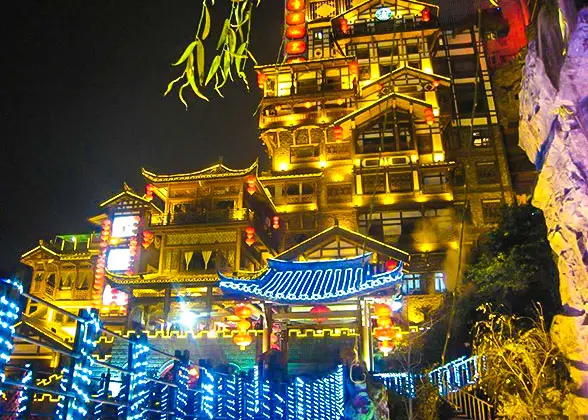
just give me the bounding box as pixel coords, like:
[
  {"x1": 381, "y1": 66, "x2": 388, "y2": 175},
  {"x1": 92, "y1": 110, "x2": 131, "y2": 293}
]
[
  {"x1": 433, "y1": 107, "x2": 440, "y2": 117},
  {"x1": 336, "y1": 98, "x2": 344, "y2": 105},
  {"x1": 418, "y1": 243, "x2": 434, "y2": 253},
  {"x1": 410, "y1": 154, "x2": 419, "y2": 163},
  {"x1": 332, "y1": 173, "x2": 344, "y2": 182},
  {"x1": 304, "y1": 101, "x2": 312, "y2": 108},
  {"x1": 319, "y1": 160, "x2": 327, "y2": 168},
  {"x1": 433, "y1": 152, "x2": 445, "y2": 162},
  {"x1": 278, "y1": 162, "x2": 289, "y2": 172}
]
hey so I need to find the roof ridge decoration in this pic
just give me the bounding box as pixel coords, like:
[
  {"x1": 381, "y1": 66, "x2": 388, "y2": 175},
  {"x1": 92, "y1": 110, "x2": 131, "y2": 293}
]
[
  {"x1": 362, "y1": 65, "x2": 451, "y2": 92},
  {"x1": 219, "y1": 253, "x2": 404, "y2": 304},
  {"x1": 330, "y1": 0, "x2": 438, "y2": 21},
  {"x1": 141, "y1": 161, "x2": 259, "y2": 183}
]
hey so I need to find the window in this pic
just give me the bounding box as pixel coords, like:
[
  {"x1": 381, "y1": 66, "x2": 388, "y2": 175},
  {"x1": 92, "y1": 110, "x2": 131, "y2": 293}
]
[
  {"x1": 358, "y1": 209, "x2": 421, "y2": 242},
  {"x1": 450, "y1": 55, "x2": 477, "y2": 78},
  {"x1": 76, "y1": 272, "x2": 91, "y2": 290},
  {"x1": 455, "y1": 83, "x2": 487, "y2": 115},
  {"x1": 327, "y1": 183, "x2": 353, "y2": 204},
  {"x1": 407, "y1": 60, "x2": 421, "y2": 69},
  {"x1": 482, "y1": 199, "x2": 502, "y2": 223},
  {"x1": 472, "y1": 129, "x2": 491, "y2": 147},
  {"x1": 377, "y1": 43, "x2": 399, "y2": 58},
  {"x1": 434, "y1": 272, "x2": 446, "y2": 292},
  {"x1": 421, "y1": 171, "x2": 448, "y2": 193},
  {"x1": 356, "y1": 109, "x2": 414, "y2": 154},
  {"x1": 453, "y1": 201, "x2": 472, "y2": 223},
  {"x1": 451, "y1": 165, "x2": 465, "y2": 186},
  {"x1": 387, "y1": 172, "x2": 413, "y2": 193},
  {"x1": 402, "y1": 273, "x2": 422, "y2": 294},
  {"x1": 362, "y1": 173, "x2": 386, "y2": 194},
  {"x1": 284, "y1": 183, "x2": 315, "y2": 204},
  {"x1": 476, "y1": 162, "x2": 499, "y2": 184},
  {"x1": 60, "y1": 272, "x2": 74, "y2": 290},
  {"x1": 313, "y1": 31, "x2": 323, "y2": 41}
]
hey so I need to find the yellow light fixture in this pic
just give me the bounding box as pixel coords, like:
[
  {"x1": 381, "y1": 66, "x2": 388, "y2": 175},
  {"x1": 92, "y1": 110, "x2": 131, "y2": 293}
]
[
  {"x1": 278, "y1": 162, "x2": 289, "y2": 172},
  {"x1": 433, "y1": 107, "x2": 440, "y2": 117},
  {"x1": 319, "y1": 160, "x2": 327, "y2": 168},
  {"x1": 304, "y1": 101, "x2": 312, "y2": 108},
  {"x1": 433, "y1": 152, "x2": 444, "y2": 162}
]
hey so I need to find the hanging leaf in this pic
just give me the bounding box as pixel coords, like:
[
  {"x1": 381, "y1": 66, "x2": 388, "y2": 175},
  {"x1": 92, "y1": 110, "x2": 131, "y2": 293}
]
[
  {"x1": 234, "y1": 43, "x2": 248, "y2": 72},
  {"x1": 196, "y1": 39, "x2": 205, "y2": 84},
  {"x1": 178, "y1": 81, "x2": 190, "y2": 109},
  {"x1": 187, "y1": 55, "x2": 209, "y2": 101},
  {"x1": 172, "y1": 40, "x2": 198, "y2": 66},
  {"x1": 164, "y1": 73, "x2": 185, "y2": 96},
  {"x1": 205, "y1": 55, "x2": 222, "y2": 86},
  {"x1": 217, "y1": 20, "x2": 230, "y2": 50},
  {"x1": 228, "y1": 28, "x2": 237, "y2": 54},
  {"x1": 223, "y1": 48, "x2": 233, "y2": 82},
  {"x1": 202, "y1": 4, "x2": 211, "y2": 40}
]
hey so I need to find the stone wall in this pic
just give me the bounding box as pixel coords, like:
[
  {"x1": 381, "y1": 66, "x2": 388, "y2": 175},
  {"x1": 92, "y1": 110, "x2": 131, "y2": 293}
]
[{"x1": 518, "y1": 4, "x2": 588, "y2": 415}]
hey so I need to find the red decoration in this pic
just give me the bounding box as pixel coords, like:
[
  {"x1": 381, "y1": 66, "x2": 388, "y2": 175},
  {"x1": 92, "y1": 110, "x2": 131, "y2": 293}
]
[
  {"x1": 235, "y1": 304, "x2": 253, "y2": 319},
  {"x1": 237, "y1": 319, "x2": 251, "y2": 331},
  {"x1": 145, "y1": 184, "x2": 155, "y2": 201},
  {"x1": 142, "y1": 230, "x2": 154, "y2": 249},
  {"x1": 340, "y1": 18, "x2": 349, "y2": 34},
  {"x1": 424, "y1": 107, "x2": 435, "y2": 125},
  {"x1": 257, "y1": 71, "x2": 268, "y2": 89},
  {"x1": 286, "y1": 40, "x2": 306, "y2": 55},
  {"x1": 310, "y1": 305, "x2": 330, "y2": 323},
  {"x1": 286, "y1": 0, "x2": 304, "y2": 12},
  {"x1": 245, "y1": 226, "x2": 255, "y2": 235},
  {"x1": 348, "y1": 61, "x2": 359, "y2": 76},
  {"x1": 432, "y1": 79, "x2": 440, "y2": 88},
  {"x1": 272, "y1": 215, "x2": 280, "y2": 230},
  {"x1": 246, "y1": 178, "x2": 256, "y2": 195},
  {"x1": 245, "y1": 237, "x2": 255, "y2": 246},
  {"x1": 378, "y1": 340, "x2": 394, "y2": 355},
  {"x1": 374, "y1": 303, "x2": 391, "y2": 317},
  {"x1": 422, "y1": 7, "x2": 430, "y2": 22},
  {"x1": 286, "y1": 25, "x2": 306, "y2": 39},
  {"x1": 286, "y1": 12, "x2": 305, "y2": 25},
  {"x1": 385, "y1": 259, "x2": 398, "y2": 271},
  {"x1": 287, "y1": 57, "x2": 307, "y2": 63},
  {"x1": 374, "y1": 327, "x2": 393, "y2": 342},
  {"x1": 333, "y1": 125, "x2": 344, "y2": 142},
  {"x1": 233, "y1": 332, "x2": 253, "y2": 349},
  {"x1": 376, "y1": 317, "x2": 392, "y2": 328}
]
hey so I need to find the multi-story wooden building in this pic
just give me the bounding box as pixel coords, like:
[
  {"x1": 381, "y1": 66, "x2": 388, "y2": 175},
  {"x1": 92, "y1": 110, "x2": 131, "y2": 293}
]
[{"x1": 16, "y1": 0, "x2": 530, "y2": 382}]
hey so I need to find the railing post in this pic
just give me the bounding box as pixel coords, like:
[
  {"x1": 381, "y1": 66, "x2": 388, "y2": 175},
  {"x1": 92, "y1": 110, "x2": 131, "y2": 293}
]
[
  {"x1": 55, "y1": 308, "x2": 101, "y2": 420},
  {"x1": 16, "y1": 363, "x2": 34, "y2": 419},
  {"x1": 123, "y1": 333, "x2": 150, "y2": 420},
  {"x1": 93, "y1": 370, "x2": 111, "y2": 419},
  {"x1": 0, "y1": 278, "x2": 23, "y2": 382}
]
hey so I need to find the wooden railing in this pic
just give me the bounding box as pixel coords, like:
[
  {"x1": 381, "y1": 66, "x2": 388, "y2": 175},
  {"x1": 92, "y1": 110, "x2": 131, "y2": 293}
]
[{"x1": 445, "y1": 389, "x2": 493, "y2": 420}]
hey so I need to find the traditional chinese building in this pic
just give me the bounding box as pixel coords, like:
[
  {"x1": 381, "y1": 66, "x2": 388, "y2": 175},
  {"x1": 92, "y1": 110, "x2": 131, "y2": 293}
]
[{"x1": 16, "y1": 0, "x2": 531, "y2": 390}]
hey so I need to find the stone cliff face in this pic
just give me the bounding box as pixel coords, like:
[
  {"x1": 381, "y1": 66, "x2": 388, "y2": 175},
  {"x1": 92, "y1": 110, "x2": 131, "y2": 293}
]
[{"x1": 519, "y1": 5, "x2": 588, "y2": 415}]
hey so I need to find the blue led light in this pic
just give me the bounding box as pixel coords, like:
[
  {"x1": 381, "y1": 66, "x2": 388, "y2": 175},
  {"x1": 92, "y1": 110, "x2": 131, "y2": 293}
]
[
  {"x1": 373, "y1": 372, "x2": 416, "y2": 398},
  {"x1": 16, "y1": 364, "x2": 32, "y2": 418},
  {"x1": 219, "y1": 254, "x2": 404, "y2": 304},
  {"x1": 428, "y1": 355, "x2": 480, "y2": 396},
  {"x1": 0, "y1": 278, "x2": 22, "y2": 382}
]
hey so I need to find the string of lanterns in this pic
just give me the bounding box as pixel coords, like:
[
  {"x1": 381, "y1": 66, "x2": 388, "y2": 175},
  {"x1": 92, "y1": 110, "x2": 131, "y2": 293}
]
[
  {"x1": 233, "y1": 304, "x2": 253, "y2": 350},
  {"x1": 244, "y1": 226, "x2": 255, "y2": 246},
  {"x1": 285, "y1": 0, "x2": 307, "y2": 62},
  {"x1": 373, "y1": 303, "x2": 395, "y2": 356}
]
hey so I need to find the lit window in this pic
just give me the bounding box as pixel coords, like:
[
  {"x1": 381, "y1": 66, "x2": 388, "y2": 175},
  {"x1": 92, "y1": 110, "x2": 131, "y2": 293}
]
[
  {"x1": 313, "y1": 31, "x2": 323, "y2": 40},
  {"x1": 434, "y1": 272, "x2": 446, "y2": 292},
  {"x1": 402, "y1": 273, "x2": 422, "y2": 294},
  {"x1": 106, "y1": 248, "x2": 132, "y2": 271},
  {"x1": 472, "y1": 131, "x2": 490, "y2": 147},
  {"x1": 111, "y1": 215, "x2": 139, "y2": 238}
]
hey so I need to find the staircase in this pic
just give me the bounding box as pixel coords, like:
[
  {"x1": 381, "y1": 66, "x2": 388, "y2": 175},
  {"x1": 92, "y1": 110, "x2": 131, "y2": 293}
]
[{"x1": 445, "y1": 389, "x2": 493, "y2": 420}]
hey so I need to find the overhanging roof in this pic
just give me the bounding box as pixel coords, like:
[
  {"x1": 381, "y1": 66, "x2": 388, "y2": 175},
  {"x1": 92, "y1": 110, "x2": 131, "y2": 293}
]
[{"x1": 142, "y1": 161, "x2": 258, "y2": 183}]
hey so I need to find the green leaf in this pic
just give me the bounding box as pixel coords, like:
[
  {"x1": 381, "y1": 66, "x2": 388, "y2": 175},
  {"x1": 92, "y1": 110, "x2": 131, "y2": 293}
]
[
  {"x1": 172, "y1": 40, "x2": 198, "y2": 66},
  {"x1": 202, "y1": 4, "x2": 211, "y2": 40},
  {"x1": 217, "y1": 19, "x2": 230, "y2": 50},
  {"x1": 187, "y1": 68, "x2": 209, "y2": 102},
  {"x1": 178, "y1": 81, "x2": 190, "y2": 109},
  {"x1": 234, "y1": 43, "x2": 247, "y2": 72},
  {"x1": 164, "y1": 73, "x2": 185, "y2": 96},
  {"x1": 228, "y1": 28, "x2": 237, "y2": 54},
  {"x1": 196, "y1": 39, "x2": 205, "y2": 84},
  {"x1": 223, "y1": 49, "x2": 233, "y2": 82},
  {"x1": 205, "y1": 55, "x2": 222, "y2": 86}
]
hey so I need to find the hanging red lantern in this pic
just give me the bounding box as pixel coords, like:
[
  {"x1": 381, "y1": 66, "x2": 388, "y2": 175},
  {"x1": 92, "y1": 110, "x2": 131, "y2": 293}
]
[
  {"x1": 233, "y1": 332, "x2": 253, "y2": 350},
  {"x1": 422, "y1": 7, "x2": 430, "y2": 22},
  {"x1": 235, "y1": 305, "x2": 253, "y2": 319},
  {"x1": 432, "y1": 79, "x2": 440, "y2": 88},
  {"x1": 246, "y1": 178, "x2": 256, "y2": 195},
  {"x1": 245, "y1": 237, "x2": 255, "y2": 246},
  {"x1": 378, "y1": 340, "x2": 394, "y2": 355},
  {"x1": 142, "y1": 230, "x2": 154, "y2": 249},
  {"x1": 348, "y1": 61, "x2": 359, "y2": 76},
  {"x1": 287, "y1": 57, "x2": 307, "y2": 63},
  {"x1": 286, "y1": 12, "x2": 305, "y2": 25},
  {"x1": 424, "y1": 107, "x2": 435, "y2": 125},
  {"x1": 286, "y1": 40, "x2": 306, "y2": 55},
  {"x1": 145, "y1": 184, "x2": 155, "y2": 200},
  {"x1": 286, "y1": 25, "x2": 306, "y2": 39},
  {"x1": 237, "y1": 319, "x2": 251, "y2": 331},
  {"x1": 340, "y1": 18, "x2": 349, "y2": 34},
  {"x1": 272, "y1": 216, "x2": 280, "y2": 229},
  {"x1": 310, "y1": 305, "x2": 330, "y2": 323},
  {"x1": 256, "y1": 71, "x2": 268, "y2": 89},
  {"x1": 376, "y1": 317, "x2": 392, "y2": 328},
  {"x1": 245, "y1": 226, "x2": 255, "y2": 236},
  {"x1": 286, "y1": 0, "x2": 304, "y2": 12},
  {"x1": 374, "y1": 303, "x2": 391, "y2": 317},
  {"x1": 374, "y1": 327, "x2": 394, "y2": 342},
  {"x1": 333, "y1": 125, "x2": 344, "y2": 142},
  {"x1": 385, "y1": 259, "x2": 398, "y2": 271}
]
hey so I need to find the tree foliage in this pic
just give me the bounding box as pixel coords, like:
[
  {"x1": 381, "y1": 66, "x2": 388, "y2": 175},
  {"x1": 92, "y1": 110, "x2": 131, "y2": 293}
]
[
  {"x1": 463, "y1": 204, "x2": 560, "y2": 320},
  {"x1": 473, "y1": 304, "x2": 573, "y2": 418},
  {"x1": 165, "y1": 0, "x2": 259, "y2": 106}
]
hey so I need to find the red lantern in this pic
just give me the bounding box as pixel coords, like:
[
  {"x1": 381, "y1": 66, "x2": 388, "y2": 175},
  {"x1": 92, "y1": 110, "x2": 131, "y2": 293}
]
[
  {"x1": 286, "y1": 40, "x2": 306, "y2": 55},
  {"x1": 385, "y1": 259, "x2": 398, "y2": 271},
  {"x1": 374, "y1": 327, "x2": 394, "y2": 342},
  {"x1": 237, "y1": 319, "x2": 251, "y2": 331},
  {"x1": 340, "y1": 18, "x2": 349, "y2": 34},
  {"x1": 333, "y1": 125, "x2": 344, "y2": 142},
  {"x1": 287, "y1": 57, "x2": 307, "y2": 63},
  {"x1": 245, "y1": 226, "x2": 255, "y2": 236},
  {"x1": 432, "y1": 79, "x2": 440, "y2": 88},
  {"x1": 378, "y1": 340, "x2": 394, "y2": 355},
  {"x1": 235, "y1": 305, "x2": 253, "y2": 319},
  {"x1": 286, "y1": 25, "x2": 306, "y2": 39},
  {"x1": 272, "y1": 216, "x2": 280, "y2": 229},
  {"x1": 424, "y1": 107, "x2": 434, "y2": 125},
  {"x1": 286, "y1": 0, "x2": 304, "y2": 12},
  {"x1": 422, "y1": 7, "x2": 430, "y2": 22},
  {"x1": 374, "y1": 303, "x2": 391, "y2": 317},
  {"x1": 246, "y1": 178, "x2": 256, "y2": 195},
  {"x1": 257, "y1": 71, "x2": 267, "y2": 89},
  {"x1": 245, "y1": 237, "x2": 255, "y2": 246},
  {"x1": 286, "y1": 12, "x2": 305, "y2": 25},
  {"x1": 142, "y1": 230, "x2": 154, "y2": 249},
  {"x1": 377, "y1": 317, "x2": 392, "y2": 328},
  {"x1": 348, "y1": 61, "x2": 359, "y2": 76},
  {"x1": 233, "y1": 332, "x2": 253, "y2": 350},
  {"x1": 310, "y1": 305, "x2": 330, "y2": 323}
]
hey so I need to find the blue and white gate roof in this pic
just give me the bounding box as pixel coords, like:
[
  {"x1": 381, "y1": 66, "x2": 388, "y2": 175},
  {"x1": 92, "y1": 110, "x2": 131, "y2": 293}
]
[{"x1": 218, "y1": 253, "x2": 403, "y2": 304}]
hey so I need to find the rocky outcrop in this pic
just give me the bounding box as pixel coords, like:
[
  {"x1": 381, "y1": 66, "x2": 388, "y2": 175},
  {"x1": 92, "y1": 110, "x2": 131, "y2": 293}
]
[{"x1": 518, "y1": 4, "x2": 588, "y2": 416}]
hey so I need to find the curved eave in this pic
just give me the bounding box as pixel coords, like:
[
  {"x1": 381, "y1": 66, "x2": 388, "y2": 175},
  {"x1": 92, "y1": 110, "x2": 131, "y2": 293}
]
[{"x1": 141, "y1": 161, "x2": 258, "y2": 184}]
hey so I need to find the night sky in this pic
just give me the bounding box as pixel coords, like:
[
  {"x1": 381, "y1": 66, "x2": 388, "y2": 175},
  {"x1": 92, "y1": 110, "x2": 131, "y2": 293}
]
[{"x1": 0, "y1": 1, "x2": 283, "y2": 273}]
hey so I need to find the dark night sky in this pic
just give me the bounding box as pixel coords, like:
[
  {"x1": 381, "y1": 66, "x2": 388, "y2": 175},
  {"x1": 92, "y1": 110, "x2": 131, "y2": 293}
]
[{"x1": 0, "y1": 1, "x2": 284, "y2": 273}]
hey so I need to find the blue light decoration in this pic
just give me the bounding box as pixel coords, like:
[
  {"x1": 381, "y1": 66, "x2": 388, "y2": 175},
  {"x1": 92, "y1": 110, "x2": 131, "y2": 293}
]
[
  {"x1": 289, "y1": 365, "x2": 344, "y2": 420},
  {"x1": 373, "y1": 372, "x2": 416, "y2": 398},
  {"x1": 201, "y1": 368, "x2": 216, "y2": 419},
  {"x1": 0, "y1": 278, "x2": 22, "y2": 382},
  {"x1": 219, "y1": 254, "x2": 403, "y2": 304},
  {"x1": 55, "y1": 309, "x2": 101, "y2": 420},
  {"x1": 428, "y1": 355, "x2": 479, "y2": 396},
  {"x1": 159, "y1": 385, "x2": 169, "y2": 420},
  {"x1": 175, "y1": 364, "x2": 190, "y2": 420},
  {"x1": 126, "y1": 341, "x2": 150, "y2": 420},
  {"x1": 16, "y1": 364, "x2": 33, "y2": 419}
]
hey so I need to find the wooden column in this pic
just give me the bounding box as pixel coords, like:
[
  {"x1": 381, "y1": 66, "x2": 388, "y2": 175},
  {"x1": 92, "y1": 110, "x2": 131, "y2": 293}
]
[
  {"x1": 205, "y1": 286, "x2": 214, "y2": 330},
  {"x1": 263, "y1": 302, "x2": 273, "y2": 353},
  {"x1": 360, "y1": 299, "x2": 372, "y2": 371}
]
